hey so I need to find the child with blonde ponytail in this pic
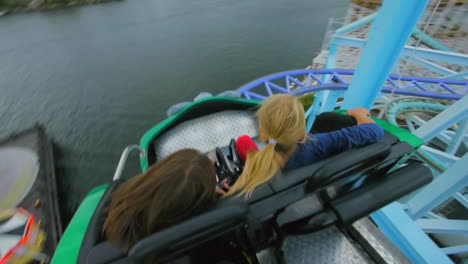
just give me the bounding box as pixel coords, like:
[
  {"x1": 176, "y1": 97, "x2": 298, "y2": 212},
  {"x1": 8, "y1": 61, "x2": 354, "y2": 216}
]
[{"x1": 227, "y1": 94, "x2": 383, "y2": 197}]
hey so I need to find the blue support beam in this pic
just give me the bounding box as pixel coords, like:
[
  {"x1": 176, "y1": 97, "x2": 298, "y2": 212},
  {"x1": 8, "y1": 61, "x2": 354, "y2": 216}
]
[
  {"x1": 445, "y1": 119, "x2": 467, "y2": 155},
  {"x1": 342, "y1": 0, "x2": 431, "y2": 109},
  {"x1": 411, "y1": 28, "x2": 453, "y2": 52},
  {"x1": 335, "y1": 13, "x2": 376, "y2": 35},
  {"x1": 322, "y1": 90, "x2": 345, "y2": 112},
  {"x1": 426, "y1": 212, "x2": 444, "y2": 220},
  {"x1": 331, "y1": 35, "x2": 468, "y2": 66},
  {"x1": 414, "y1": 95, "x2": 468, "y2": 143},
  {"x1": 415, "y1": 219, "x2": 468, "y2": 235},
  {"x1": 441, "y1": 245, "x2": 468, "y2": 255},
  {"x1": 371, "y1": 203, "x2": 453, "y2": 264},
  {"x1": 316, "y1": 43, "x2": 338, "y2": 113},
  {"x1": 453, "y1": 192, "x2": 468, "y2": 208},
  {"x1": 305, "y1": 91, "x2": 324, "y2": 132},
  {"x1": 334, "y1": 15, "x2": 452, "y2": 53},
  {"x1": 414, "y1": 150, "x2": 447, "y2": 174},
  {"x1": 418, "y1": 145, "x2": 459, "y2": 168},
  {"x1": 406, "y1": 57, "x2": 457, "y2": 76},
  {"x1": 405, "y1": 154, "x2": 468, "y2": 220},
  {"x1": 443, "y1": 70, "x2": 468, "y2": 80}
]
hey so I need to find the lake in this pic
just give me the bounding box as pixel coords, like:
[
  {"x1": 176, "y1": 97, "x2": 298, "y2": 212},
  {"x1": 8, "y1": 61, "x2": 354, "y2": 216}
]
[{"x1": 0, "y1": 0, "x2": 346, "y2": 224}]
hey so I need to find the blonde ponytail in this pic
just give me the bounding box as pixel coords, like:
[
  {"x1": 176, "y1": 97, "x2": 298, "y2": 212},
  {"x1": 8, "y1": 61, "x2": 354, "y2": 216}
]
[
  {"x1": 225, "y1": 94, "x2": 307, "y2": 198},
  {"x1": 226, "y1": 144, "x2": 283, "y2": 197}
]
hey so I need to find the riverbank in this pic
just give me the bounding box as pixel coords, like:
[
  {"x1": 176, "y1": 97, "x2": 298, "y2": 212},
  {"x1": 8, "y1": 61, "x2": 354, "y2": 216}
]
[{"x1": 0, "y1": 0, "x2": 117, "y2": 16}]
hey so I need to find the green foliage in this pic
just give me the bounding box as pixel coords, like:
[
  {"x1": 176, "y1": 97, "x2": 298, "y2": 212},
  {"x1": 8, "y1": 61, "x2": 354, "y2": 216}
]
[
  {"x1": 0, "y1": 0, "x2": 27, "y2": 8},
  {"x1": 0, "y1": 0, "x2": 105, "y2": 11},
  {"x1": 298, "y1": 92, "x2": 316, "y2": 110}
]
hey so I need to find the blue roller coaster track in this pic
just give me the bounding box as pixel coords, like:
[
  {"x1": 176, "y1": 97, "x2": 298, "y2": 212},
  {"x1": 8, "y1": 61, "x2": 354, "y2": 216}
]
[{"x1": 238, "y1": 69, "x2": 467, "y2": 101}]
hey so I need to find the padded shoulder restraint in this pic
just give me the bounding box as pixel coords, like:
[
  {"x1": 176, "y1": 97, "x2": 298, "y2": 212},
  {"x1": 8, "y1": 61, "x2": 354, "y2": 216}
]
[
  {"x1": 128, "y1": 199, "x2": 248, "y2": 262},
  {"x1": 78, "y1": 181, "x2": 123, "y2": 264},
  {"x1": 86, "y1": 242, "x2": 128, "y2": 264},
  {"x1": 308, "y1": 142, "x2": 391, "y2": 188}
]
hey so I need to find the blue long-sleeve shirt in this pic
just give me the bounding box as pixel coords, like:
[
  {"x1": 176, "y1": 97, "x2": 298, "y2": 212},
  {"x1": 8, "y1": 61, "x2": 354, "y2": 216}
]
[{"x1": 284, "y1": 123, "x2": 384, "y2": 171}]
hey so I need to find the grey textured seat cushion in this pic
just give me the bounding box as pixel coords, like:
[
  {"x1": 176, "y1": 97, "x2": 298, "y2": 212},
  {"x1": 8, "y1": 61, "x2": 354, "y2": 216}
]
[{"x1": 154, "y1": 110, "x2": 258, "y2": 158}]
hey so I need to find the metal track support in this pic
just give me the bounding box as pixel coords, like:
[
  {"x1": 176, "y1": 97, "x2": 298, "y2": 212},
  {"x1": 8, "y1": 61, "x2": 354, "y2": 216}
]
[{"x1": 342, "y1": 0, "x2": 430, "y2": 109}]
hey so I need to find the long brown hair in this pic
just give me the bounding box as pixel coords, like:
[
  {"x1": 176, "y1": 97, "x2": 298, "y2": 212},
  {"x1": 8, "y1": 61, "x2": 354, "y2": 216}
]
[
  {"x1": 226, "y1": 94, "x2": 306, "y2": 197},
  {"x1": 103, "y1": 149, "x2": 218, "y2": 252}
]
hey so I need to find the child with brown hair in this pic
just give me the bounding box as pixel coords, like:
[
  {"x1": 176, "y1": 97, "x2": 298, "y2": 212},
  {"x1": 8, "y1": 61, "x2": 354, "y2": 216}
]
[{"x1": 103, "y1": 149, "x2": 218, "y2": 253}]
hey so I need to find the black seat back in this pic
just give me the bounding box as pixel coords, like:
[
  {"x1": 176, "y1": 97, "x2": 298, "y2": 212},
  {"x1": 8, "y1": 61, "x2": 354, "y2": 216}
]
[
  {"x1": 246, "y1": 141, "x2": 391, "y2": 203},
  {"x1": 86, "y1": 243, "x2": 128, "y2": 264},
  {"x1": 81, "y1": 195, "x2": 248, "y2": 264},
  {"x1": 128, "y1": 199, "x2": 248, "y2": 262},
  {"x1": 306, "y1": 142, "x2": 391, "y2": 189}
]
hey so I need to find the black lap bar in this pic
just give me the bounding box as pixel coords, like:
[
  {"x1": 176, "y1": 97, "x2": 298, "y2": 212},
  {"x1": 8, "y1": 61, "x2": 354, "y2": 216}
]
[{"x1": 329, "y1": 163, "x2": 432, "y2": 225}]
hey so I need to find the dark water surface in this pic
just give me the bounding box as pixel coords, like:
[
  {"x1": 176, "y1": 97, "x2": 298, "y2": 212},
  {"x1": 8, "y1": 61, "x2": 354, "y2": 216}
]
[{"x1": 0, "y1": 0, "x2": 346, "y2": 224}]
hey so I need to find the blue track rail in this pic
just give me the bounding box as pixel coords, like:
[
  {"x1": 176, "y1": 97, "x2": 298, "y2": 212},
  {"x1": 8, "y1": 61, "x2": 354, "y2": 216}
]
[{"x1": 238, "y1": 69, "x2": 468, "y2": 100}]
